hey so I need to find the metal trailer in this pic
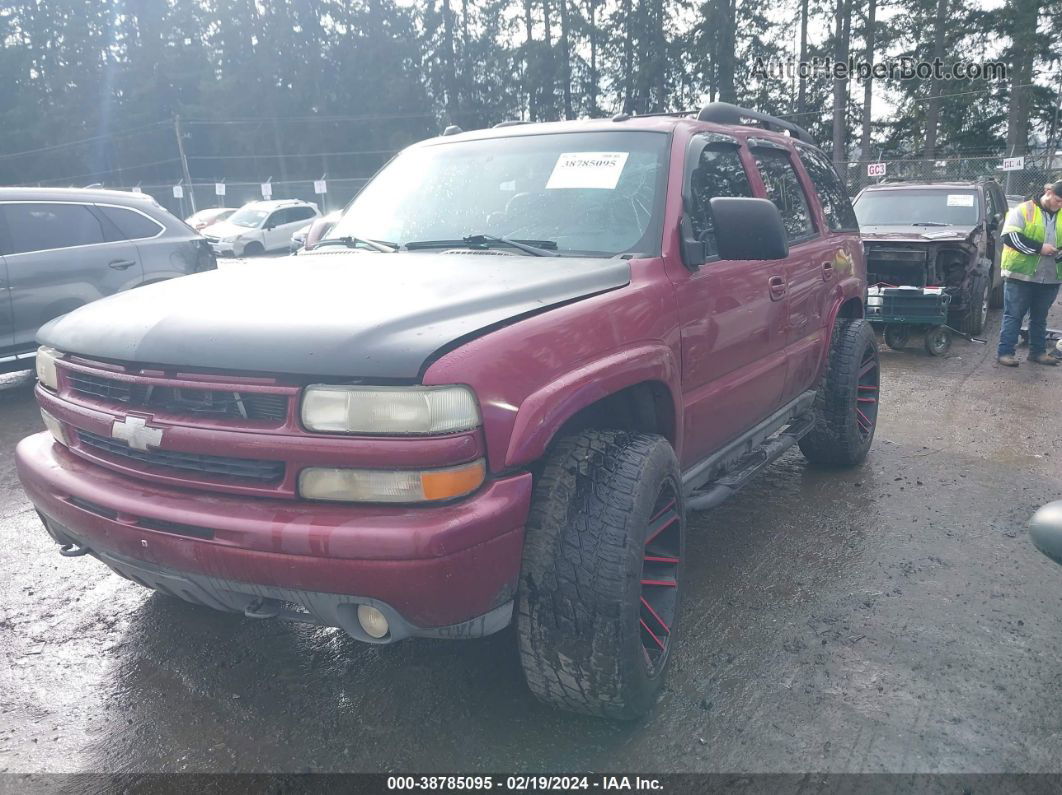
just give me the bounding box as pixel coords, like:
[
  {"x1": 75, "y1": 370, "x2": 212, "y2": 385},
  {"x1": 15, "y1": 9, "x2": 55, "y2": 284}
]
[{"x1": 867, "y1": 285, "x2": 954, "y2": 356}]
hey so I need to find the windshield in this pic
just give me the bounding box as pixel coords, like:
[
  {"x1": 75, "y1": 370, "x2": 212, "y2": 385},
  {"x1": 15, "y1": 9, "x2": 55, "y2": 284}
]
[
  {"x1": 854, "y1": 189, "x2": 980, "y2": 227},
  {"x1": 325, "y1": 131, "x2": 671, "y2": 256},
  {"x1": 228, "y1": 208, "x2": 269, "y2": 228}
]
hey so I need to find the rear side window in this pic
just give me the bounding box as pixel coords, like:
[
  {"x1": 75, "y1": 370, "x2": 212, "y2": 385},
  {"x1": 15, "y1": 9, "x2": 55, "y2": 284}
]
[
  {"x1": 2, "y1": 203, "x2": 106, "y2": 254},
  {"x1": 96, "y1": 205, "x2": 164, "y2": 240},
  {"x1": 268, "y1": 209, "x2": 294, "y2": 226},
  {"x1": 688, "y1": 144, "x2": 753, "y2": 258},
  {"x1": 797, "y1": 147, "x2": 859, "y2": 231},
  {"x1": 290, "y1": 206, "x2": 316, "y2": 223},
  {"x1": 752, "y1": 148, "x2": 816, "y2": 241}
]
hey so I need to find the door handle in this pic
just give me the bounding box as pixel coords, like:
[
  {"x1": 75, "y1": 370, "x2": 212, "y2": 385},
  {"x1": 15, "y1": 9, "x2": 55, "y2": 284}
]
[
  {"x1": 768, "y1": 276, "x2": 786, "y2": 301},
  {"x1": 822, "y1": 260, "x2": 834, "y2": 281},
  {"x1": 108, "y1": 259, "x2": 136, "y2": 270}
]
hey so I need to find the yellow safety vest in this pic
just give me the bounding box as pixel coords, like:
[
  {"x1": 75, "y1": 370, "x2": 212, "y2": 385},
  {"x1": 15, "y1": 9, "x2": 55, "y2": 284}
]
[{"x1": 1001, "y1": 200, "x2": 1062, "y2": 280}]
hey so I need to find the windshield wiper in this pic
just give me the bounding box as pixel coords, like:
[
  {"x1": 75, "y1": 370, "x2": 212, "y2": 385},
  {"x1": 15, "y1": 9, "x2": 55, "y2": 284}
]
[
  {"x1": 911, "y1": 221, "x2": 948, "y2": 227},
  {"x1": 404, "y1": 234, "x2": 558, "y2": 257},
  {"x1": 312, "y1": 235, "x2": 396, "y2": 253}
]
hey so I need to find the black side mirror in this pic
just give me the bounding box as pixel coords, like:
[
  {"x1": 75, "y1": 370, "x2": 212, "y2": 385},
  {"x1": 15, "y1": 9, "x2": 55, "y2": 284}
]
[
  {"x1": 709, "y1": 197, "x2": 789, "y2": 260},
  {"x1": 679, "y1": 215, "x2": 706, "y2": 268}
]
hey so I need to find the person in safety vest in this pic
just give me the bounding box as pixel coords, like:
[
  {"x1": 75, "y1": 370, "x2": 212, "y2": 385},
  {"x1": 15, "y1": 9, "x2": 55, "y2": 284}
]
[{"x1": 997, "y1": 181, "x2": 1062, "y2": 366}]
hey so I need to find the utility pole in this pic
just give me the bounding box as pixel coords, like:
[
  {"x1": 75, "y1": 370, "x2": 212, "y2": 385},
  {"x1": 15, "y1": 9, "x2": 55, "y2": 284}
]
[{"x1": 173, "y1": 115, "x2": 196, "y2": 213}]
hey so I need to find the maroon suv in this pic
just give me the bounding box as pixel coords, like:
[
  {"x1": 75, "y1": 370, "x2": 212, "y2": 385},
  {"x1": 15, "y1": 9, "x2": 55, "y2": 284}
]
[{"x1": 16, "y1": 103, "x2": 877, "y2": 719}]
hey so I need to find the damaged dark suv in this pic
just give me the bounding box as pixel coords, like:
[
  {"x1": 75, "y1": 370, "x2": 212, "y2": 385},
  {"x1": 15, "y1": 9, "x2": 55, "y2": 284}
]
[{"x1": 854, "y1": 179, "x2": 1008, "y2": 336}]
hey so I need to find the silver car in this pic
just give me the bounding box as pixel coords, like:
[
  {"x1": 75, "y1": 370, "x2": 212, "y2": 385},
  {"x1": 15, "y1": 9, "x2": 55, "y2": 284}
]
[{"x1": 0, "y1": 187, "x2": 216, "y2": 373}]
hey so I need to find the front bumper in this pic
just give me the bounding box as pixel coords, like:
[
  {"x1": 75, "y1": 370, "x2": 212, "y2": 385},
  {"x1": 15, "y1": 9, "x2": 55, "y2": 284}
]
[
  {"x1": 16, "y1": 432, "x2": 531, "y2": 642},
  {"x1": 208, "y1": 241, "x2": 237, "y2": 257}
]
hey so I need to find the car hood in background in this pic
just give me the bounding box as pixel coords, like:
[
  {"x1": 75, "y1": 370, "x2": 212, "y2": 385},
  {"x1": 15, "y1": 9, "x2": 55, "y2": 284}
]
[
  {"x1": 860, "y1": 224, "x2": 979, "y2": 244},
  {"x1": 37, "y1": 252, "x2": 631, "y2": 380},
  {"x1": 200, "y1": 220, "x2": 252, "y2": 239}
]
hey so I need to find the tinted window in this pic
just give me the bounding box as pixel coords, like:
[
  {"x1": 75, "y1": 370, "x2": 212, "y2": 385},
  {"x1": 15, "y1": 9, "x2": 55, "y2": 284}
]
[
  {"x1": 290, "y1": 206, "x2": 316, "y2": 222},
  {"x1": 752, "y1": 148, "x2": 815, "y2": 240},
  {"x1": 97, "y1": 205, "x2": 164, "y2": 240},
  {"x1": 797, "y1": 147, "x2": 858, "y2": 231},
  {"x1": 2, "y1": 203, "x2": 106, "y2": 255},
  {"x1": 687, "y1": 144, "x2": 753, "y2": 258}
]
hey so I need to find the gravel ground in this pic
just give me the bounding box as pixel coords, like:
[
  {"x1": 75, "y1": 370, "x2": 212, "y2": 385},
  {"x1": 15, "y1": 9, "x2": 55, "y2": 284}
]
[{"x1": 2, "y1": 305, "x2": 1062, "y2": 774}]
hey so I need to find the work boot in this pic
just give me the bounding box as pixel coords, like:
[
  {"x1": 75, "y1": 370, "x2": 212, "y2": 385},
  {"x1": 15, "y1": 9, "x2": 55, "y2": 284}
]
[
  {"x1": 997, "y1": 354, "x2": 1019, "y2": 367},
  {"x1": 1029, "y1": 353, "x2": 1059, "y2": 366}
]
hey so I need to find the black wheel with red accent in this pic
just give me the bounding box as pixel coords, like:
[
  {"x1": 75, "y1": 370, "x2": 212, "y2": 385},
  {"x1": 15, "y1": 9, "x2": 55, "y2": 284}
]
[
  {"x1": 799, "y1": 318, "x2": 880, "y2": 467},
  {"x1": 517, "y1": 430, "x2": 685, "y2": 719}
]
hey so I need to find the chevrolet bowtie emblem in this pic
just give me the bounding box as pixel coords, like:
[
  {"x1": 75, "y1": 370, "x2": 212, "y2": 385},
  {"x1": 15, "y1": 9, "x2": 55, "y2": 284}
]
[{"x1": 111, "y1": 416, "x2": 164, "y2": 451}]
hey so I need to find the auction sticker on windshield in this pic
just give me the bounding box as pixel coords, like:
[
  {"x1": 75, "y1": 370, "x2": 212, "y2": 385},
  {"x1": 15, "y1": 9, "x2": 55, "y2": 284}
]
[
  {"x1": 946, "y1": 194, "x2": 974, "y2": 207},
  {"x1": 546, "y1": 152, "x2": 629, "y2": 190}
]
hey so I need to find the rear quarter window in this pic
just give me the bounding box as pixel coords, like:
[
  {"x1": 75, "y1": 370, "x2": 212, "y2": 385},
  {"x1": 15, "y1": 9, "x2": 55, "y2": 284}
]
[
  {"x1": 96, "y1": 205, "x2": 165, "y2": 240},
  {"x1": 797, "y1": 146, "x2": 859, "y2": 232}
]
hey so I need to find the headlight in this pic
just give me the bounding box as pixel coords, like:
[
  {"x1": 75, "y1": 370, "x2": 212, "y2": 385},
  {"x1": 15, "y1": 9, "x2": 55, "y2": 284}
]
[
  {"x1": 301, "y1": 385, "x2": 480, "y2": 435},
  {"x1": 221, "y1": 235, "x2": 239, "y2": 243},
  {"x1": 299, "y1": 459, "x2": 486, "y2": 503},
  {"x1": 35, "y1": 346, "x2": 63, "y2": 391}
]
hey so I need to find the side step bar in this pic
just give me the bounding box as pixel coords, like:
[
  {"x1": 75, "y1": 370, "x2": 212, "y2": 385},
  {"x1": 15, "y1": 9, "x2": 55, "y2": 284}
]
[
  {"x1": 682, "y1": 390, "x2": 818, "y2": 513},
  {"x1": 686, "y1": 414, "x2": 816, "y2": 511}
]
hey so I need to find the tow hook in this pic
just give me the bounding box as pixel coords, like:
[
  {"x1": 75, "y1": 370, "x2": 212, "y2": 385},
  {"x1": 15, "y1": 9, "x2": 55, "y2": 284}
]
[
  {"x1": 244, "y1": 597, "x2": 281, "y2": 619},
  {"x1": 58, "y1": 542, "x2": 90, "y2": 557}
]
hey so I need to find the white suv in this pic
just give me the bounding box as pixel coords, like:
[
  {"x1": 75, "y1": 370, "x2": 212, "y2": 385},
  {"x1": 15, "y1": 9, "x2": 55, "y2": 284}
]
[{"x1": 202, "y1": 200, "x2": 320, "y2": 257}]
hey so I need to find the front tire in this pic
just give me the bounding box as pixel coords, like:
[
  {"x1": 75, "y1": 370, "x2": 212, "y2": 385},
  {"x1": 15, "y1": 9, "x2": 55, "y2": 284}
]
[
  {"x1": 243, "y1": 241, "x2": 265, "y2": 257},
  {"x1": 517, "y1": 430, "x2": 684, "y2": 719},
  {"x1": 799, "y1": 319, "x2": 880, "y2": 467},
  {"x1": 954, "y1": 276, "x2": 988, "y2": 336}
]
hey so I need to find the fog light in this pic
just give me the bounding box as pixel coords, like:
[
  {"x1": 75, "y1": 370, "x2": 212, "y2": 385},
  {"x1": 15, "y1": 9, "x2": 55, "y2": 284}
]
[
  {"x1": 40, "y1": 409, "x2": 69, "y2": 446},
  {"x1": 357, "y1": 604, "x2": 389, "y2": 639}
]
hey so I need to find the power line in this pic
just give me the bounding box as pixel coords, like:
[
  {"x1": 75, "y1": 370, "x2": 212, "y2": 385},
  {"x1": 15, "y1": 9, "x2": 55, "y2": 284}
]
[
  {"x1": 184, "y1": 112, "x2": 437, "y2": 126},
  {"x1": 35, "y1": 157, "x2": 182, "y2": 185},
  {"x1": 0, "y1": 120, "x2": 170, "y2": 161},
  {"x1": 188, "y1": 149, "x2": 397, "y2": 161}
]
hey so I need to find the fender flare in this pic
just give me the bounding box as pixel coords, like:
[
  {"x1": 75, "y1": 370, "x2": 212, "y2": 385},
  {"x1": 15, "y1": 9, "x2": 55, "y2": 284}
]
[
  {"x1": 816, "y1": 281, "x2": 864, "y2": 375},
  {"x1": 503, "y1": 342, "x2": 680, "y2": 470}
]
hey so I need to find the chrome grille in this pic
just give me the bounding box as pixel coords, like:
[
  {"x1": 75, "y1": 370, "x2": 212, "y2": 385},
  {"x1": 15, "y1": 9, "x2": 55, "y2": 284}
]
[
  {"x1": 77, "y1": 430, "x2": 285, "y2": 483},
  {"x1": 68, "y1": 372, "x2": 289, "y2": 422}
]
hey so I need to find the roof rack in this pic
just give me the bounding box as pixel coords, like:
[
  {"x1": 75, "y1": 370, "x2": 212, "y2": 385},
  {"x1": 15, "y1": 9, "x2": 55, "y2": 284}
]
[
  {"x1": 697, "y1": 102, "x2": 816, "y2": 147},
  {"x1": 493, "y1": 120, "x2": 531, "y2": 128}
]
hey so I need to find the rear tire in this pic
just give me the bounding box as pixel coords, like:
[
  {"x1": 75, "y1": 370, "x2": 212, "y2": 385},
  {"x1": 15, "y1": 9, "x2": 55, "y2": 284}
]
[
  {"x1": 517, "y1": 430, "x2": 684, "y2": 719},
  {"x1": 799, "y1": 319, "x2": 879, "y2": 467}
]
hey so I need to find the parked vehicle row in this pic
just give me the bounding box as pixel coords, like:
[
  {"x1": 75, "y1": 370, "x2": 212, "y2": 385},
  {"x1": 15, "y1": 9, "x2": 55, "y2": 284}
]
[
  {"x1": 0, "y1": 187, "x2": 216, "y2": 374},
  {"x1": 200, "y1": 199, "x2": 319, "y2": 257}
]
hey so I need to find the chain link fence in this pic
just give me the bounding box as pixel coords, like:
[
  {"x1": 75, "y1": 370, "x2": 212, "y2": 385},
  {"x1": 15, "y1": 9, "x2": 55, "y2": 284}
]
[
  {"x1": 131, "y1": 177, "x2": 372, "y2": 220},
  {"x1": 842, "y1": 153, "x2": 1062, "y2": 200},
  {"x1": 56, "y1": 150, "x2": 1062, "y2": 222}
]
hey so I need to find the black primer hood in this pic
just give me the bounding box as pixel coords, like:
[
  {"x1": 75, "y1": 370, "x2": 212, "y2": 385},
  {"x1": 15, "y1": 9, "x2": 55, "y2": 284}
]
[{"x1": 38, "y1": 252, "x2": 630, "y2": 379}]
